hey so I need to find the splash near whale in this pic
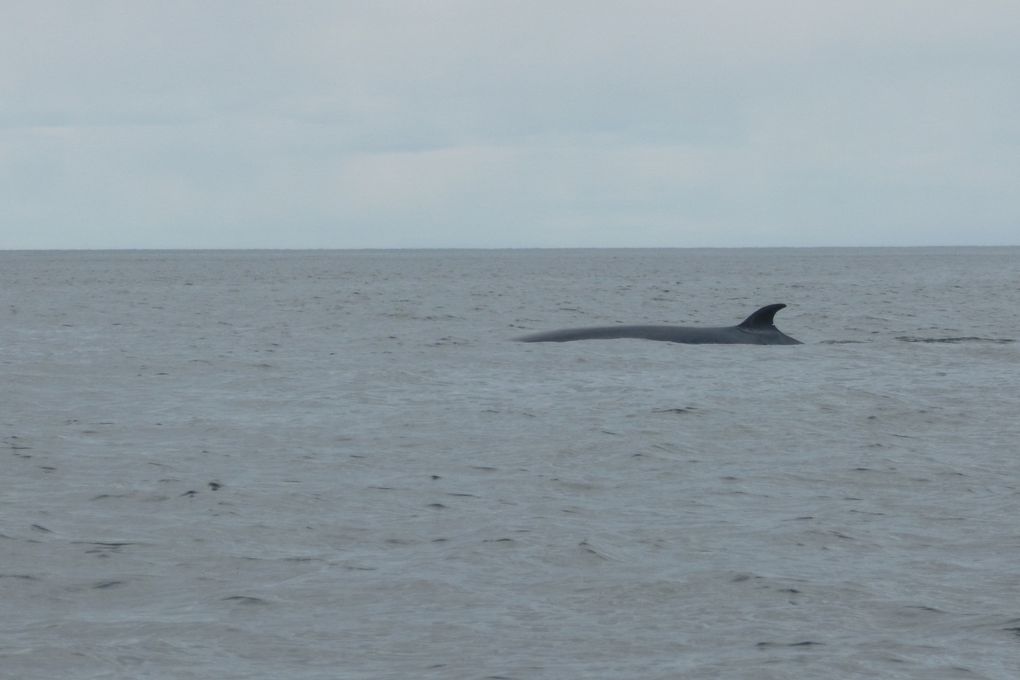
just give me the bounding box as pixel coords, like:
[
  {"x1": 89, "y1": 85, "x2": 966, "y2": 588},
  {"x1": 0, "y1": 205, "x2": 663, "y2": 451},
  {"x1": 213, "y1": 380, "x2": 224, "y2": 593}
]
[{"x1": 516, "y1": 303, "x2": 801, "y2": 345}]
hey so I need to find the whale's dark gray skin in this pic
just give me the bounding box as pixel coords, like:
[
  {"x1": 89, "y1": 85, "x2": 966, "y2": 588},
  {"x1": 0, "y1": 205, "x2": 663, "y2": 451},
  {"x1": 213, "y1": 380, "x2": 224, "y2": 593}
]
[{"x1": 516, "y1": 303, "x2": 801, "y2": 345}]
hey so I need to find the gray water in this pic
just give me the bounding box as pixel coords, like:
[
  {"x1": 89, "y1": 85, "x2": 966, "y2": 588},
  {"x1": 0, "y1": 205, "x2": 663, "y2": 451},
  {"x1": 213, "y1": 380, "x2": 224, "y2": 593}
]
[{"x1": 2, "y1": 248, "x2": 1019, "y2": 679}]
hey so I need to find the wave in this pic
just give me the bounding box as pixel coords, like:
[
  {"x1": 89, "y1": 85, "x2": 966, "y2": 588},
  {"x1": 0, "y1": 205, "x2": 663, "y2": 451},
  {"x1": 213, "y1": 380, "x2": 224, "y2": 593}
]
[{"x1": 895, "y1": 336, "x2": 1015, "y2": 344}]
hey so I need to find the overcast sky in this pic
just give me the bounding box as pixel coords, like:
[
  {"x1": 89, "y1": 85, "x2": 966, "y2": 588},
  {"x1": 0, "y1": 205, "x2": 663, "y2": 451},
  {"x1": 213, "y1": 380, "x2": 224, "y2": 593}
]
[{"x1": 2, "y1": 1, "x2": 1018, "y2": 249}]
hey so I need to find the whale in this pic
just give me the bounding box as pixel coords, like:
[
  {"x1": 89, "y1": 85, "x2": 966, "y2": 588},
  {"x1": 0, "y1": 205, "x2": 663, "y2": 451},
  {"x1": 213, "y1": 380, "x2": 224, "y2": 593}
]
[{"x1": 516, "y1": 303, "x2": 801, "y2": 345}]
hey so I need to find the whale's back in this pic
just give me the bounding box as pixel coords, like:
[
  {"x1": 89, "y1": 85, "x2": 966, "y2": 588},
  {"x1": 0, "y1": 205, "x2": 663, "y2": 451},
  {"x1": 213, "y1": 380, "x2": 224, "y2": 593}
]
[{"x1": 515, "y1": 304, "x2": 801, "y2": 345}]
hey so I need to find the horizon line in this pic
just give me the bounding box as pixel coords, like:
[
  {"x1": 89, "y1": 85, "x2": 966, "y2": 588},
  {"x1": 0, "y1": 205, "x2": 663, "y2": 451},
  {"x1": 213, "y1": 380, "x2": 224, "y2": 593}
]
[{"x1": 2, "y1": 244, "x2": 1019, "y2": 253}]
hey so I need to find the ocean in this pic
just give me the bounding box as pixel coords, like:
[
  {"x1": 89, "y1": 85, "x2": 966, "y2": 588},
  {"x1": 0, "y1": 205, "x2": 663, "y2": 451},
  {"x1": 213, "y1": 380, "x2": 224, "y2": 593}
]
[{"x1": 2, "y1": 248, "x2": 1019, "y2": 679}]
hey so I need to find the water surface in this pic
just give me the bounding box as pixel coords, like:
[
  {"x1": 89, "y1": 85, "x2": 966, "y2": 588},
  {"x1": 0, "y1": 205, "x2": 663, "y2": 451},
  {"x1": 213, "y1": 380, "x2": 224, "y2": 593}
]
[{"x1": 2, "y1": 248, "x2": 1019, "y2": 679}]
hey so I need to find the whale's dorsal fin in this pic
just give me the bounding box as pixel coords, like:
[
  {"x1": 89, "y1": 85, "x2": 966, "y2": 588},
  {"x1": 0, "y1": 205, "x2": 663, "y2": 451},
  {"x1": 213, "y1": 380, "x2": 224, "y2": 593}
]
[{"x1": 738, "y1": 304, "x2": 787, "y2": 330}]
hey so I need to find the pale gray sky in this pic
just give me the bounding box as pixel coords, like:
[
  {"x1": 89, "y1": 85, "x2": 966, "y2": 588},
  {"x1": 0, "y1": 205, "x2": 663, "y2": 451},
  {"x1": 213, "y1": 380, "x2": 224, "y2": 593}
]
[{"x1": 2, "y1": 1, "x2": 1018, "y2": 248}]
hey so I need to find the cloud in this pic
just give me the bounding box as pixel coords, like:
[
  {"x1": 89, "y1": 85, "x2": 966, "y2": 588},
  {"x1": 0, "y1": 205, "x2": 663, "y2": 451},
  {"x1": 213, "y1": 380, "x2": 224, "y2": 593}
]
[{"x1": 1, "y1": 1, "x2": 1018, "y2": 247}]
